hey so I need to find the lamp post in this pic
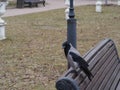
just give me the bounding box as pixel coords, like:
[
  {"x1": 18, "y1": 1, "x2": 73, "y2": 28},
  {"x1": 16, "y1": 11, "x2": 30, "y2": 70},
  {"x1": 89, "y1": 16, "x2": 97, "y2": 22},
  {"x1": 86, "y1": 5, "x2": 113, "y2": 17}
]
[{"x1": 67, "y1": 0, "x2": 77, "y2": 48}]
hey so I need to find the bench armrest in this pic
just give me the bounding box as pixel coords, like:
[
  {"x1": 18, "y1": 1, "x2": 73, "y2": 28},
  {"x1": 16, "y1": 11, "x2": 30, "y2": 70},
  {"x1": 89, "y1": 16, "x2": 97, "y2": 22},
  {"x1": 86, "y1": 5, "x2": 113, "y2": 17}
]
[{"x1": 56, "y1": 77, "x2": 80, "y2": 90}]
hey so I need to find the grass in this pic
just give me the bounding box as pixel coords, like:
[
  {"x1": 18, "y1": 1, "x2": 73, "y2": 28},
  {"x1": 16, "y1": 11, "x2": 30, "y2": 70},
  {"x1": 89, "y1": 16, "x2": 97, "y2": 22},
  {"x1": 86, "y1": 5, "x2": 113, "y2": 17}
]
[{"x1": 1, "y1": 5, "x2": 120, "y2": 89}]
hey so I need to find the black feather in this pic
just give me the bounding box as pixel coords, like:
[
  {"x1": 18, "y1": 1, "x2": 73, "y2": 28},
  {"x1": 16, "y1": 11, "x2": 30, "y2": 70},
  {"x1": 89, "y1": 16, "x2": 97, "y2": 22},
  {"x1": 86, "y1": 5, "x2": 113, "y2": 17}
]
[
  {"x1": 62, "y1": 41, "x2": 71, "y2": 68},
  {"x1": 62, "y1": 41, "x2": 93, "y2": 80},
  {"x1": 70, "y1": 52, "x2": 93, "y2": 81},
  {"x1": 62, "y1": 41, "x2": 70, "y2": 57},
  {"x1": 69, "y1": 52, "x2": 88, "y2": 67}
]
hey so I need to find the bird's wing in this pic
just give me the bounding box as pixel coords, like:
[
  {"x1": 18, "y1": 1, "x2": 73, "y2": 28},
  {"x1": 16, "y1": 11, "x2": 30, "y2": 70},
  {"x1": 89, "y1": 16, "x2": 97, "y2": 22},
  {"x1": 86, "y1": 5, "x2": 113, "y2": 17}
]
[
  {"x1": 69, "y1": 52, "x2": 89, "y2": 67},
  {"x1": 69, "y1": 44, "x2": 81, "y2": 56},
  {"x1": 70, "y1": 52, "x2": 93, "y2": 81}
]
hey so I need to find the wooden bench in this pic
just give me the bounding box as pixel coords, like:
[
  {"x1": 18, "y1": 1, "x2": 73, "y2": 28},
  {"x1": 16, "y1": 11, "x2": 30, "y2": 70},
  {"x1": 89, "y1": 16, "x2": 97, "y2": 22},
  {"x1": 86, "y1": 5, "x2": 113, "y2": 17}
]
[
  {"x1": 56, "y1": 38, "x2": 120, "y2": 90},
  {"x1": 24, "y1": 0, "x2": 45, "y2": 7}
]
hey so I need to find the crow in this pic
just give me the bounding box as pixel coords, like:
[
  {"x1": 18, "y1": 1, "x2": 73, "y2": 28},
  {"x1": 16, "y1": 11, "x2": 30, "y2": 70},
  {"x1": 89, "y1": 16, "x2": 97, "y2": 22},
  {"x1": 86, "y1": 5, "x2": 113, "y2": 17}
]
[{"x1": 62, "y1": 41, "x2": 93, "y2": 81}]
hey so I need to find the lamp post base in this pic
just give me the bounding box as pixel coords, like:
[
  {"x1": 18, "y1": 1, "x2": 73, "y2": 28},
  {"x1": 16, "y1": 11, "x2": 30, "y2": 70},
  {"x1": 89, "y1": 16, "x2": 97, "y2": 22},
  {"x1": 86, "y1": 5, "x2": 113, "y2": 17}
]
[{"x1": 67, "y1": 18, "x2": 77, "y2": 48}]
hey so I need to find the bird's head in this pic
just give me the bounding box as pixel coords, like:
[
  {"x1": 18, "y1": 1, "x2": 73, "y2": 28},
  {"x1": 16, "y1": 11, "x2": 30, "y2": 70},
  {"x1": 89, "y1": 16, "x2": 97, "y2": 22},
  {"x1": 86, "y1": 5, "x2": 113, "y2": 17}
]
[
  {"x1": 62, "y1": 41, "x2": 71, "y2": 57},
  {"x1": 62, "y1": 41, "x2": 70, "y2": 49}
]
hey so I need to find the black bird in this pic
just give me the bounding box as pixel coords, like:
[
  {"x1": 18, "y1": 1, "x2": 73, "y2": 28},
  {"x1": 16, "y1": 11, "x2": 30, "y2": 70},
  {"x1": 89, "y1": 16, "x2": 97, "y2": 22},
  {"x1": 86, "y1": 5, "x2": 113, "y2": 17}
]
[{"x1": 62, "y1": 41, "x2": 93, "y2": 81}]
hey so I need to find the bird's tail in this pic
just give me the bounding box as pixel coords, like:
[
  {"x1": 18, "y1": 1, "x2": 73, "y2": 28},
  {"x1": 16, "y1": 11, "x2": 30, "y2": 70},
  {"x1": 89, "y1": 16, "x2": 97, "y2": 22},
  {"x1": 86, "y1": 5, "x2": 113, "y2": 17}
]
[{"x1": 82, "y1": 67, "x2": 94, "y2": 81}]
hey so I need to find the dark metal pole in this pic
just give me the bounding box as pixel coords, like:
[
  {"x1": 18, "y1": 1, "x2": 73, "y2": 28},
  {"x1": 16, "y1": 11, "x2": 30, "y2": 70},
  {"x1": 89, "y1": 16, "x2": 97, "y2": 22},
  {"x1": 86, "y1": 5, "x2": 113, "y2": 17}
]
[{"x1": 67, "y1": 0, "x2": 77, "y2": 48}]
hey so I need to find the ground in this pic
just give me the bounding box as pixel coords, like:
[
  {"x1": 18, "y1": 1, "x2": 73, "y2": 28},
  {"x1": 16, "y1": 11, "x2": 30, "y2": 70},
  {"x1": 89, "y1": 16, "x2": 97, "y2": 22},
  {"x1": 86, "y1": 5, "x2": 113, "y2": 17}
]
[{"x1": 0, "y1": 5, "x2": 120, "y2": 90}]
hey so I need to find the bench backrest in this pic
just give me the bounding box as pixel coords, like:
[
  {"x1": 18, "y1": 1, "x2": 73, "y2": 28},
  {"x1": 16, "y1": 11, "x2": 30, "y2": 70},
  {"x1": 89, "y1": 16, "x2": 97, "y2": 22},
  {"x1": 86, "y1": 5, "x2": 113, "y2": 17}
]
[
  {"x1": 56, "y1": 39, "x2": 120, "y2": 90},
  {"x1": 80, "y1": 39, "x2": 120, "y2": 90}
]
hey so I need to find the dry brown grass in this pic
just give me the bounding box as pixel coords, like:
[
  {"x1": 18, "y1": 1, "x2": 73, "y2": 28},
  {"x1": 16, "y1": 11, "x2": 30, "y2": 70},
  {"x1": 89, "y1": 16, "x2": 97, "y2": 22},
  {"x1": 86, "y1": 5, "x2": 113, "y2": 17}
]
[{"x1": 0, "y1": 5, "x2": 120, "y2": 89}]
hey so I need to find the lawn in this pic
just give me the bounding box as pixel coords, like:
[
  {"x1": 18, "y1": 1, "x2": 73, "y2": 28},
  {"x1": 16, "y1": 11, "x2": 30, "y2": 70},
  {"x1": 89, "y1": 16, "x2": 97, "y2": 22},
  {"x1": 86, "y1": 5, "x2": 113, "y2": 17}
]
[{"x1": 1, "y1": 5, "x2": 120, "y2": 90}]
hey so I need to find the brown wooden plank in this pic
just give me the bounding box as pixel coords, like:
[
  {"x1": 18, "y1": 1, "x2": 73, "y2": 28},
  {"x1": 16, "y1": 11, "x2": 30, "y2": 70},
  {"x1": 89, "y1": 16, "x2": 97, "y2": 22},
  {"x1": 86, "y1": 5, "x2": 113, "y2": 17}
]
[
  {"x1": 88, "y1": 44, "x2": 114, "y2": 71},
  {"x1": 116, "y1": 79, "x2": 120, "y2": 90},
  {"x1": 92, "y1": 56, "x2": 118, "y2": 90},
  {"x1": 74, "y1": 72, "x2": 86, "y2": 84},
  {"x1": 85, "y1": 54, "x2": 117, "y2": 90},
  {"x1": 74, "y1": 40, "x2": 114, "y2": 85},
  {"x1": 81, "y1": 45, "x2": 115, "y2": 90},
  {"x1": 110, "y1": 69, "x2": 120, "y2": 90},
  {"x1": 78, "y1": 43, "x2": 114, "y2": 86},
  {"x1": 104, "y1": 62, "x2": 118, "y2": 90},
  {"x1": 62, "y1": 67, "x2": 73, "y2": 77},
  {"x1": 98, "y1": 61, "x2": 120, "y2": 90},
  {"x1": 80, "y1": 48, "x2": 115, "y2": 90},
  {"x1": 111, "y1": 40, "x2": 120, "y2": 61}
]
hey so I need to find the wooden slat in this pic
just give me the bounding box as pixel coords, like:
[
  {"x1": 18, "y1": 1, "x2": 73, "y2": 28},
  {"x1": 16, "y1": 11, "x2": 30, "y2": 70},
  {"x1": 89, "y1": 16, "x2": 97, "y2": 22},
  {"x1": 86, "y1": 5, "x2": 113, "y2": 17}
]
[
  {"x1": 80, "y1": 39, "x2": 120, "y2": 90},
  {"x1": 110, "y1": 69, "x2": 120, "y2": 90},
  {"x1": 75, "y1": 41, "x2": 114, "y2": 85},
  {"x1": 85, "y1": 52, "x2": 117, "y2": 90},
  {"x1": 98, "y1": 60, "x2": 120, "y2": 90},
  {"x1": 80, "y1": 45, "x2": 115, "y2": 89},
  {"x1": 68, "y1": 40, "x2": 114, "y2": 85},
  {"x1": 104, "y1": 62, "x2": 120, "y2": 90},
  {"x1": 88, "y1": 43, "x2": 114, "y2": 71},
  {"x1": 116, "y1": 79, "x2": 120, "y2": 90},
  {"x1": 92, "y1": 56, "x2": 118, "y2": 90},
  {"x1": 63, "y1": 67, "x2": 73, "y2": 77}
]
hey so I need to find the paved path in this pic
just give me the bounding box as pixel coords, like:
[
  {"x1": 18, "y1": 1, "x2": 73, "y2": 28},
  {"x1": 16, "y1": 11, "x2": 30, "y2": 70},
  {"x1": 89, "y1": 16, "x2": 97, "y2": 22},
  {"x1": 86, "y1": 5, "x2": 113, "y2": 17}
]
[
  {"x1": 3, "y1": 0, "x2": 117, "y2": 17},
  {"x1": 3, "y1": 0, "x2": 96, "y2": 17}
]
